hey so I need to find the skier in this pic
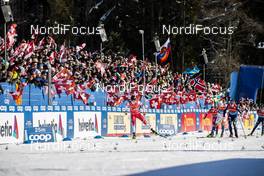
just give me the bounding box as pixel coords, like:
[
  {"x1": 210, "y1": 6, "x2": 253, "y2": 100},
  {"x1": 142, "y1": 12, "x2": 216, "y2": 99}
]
[
  {"x1": 216, "y1": 100, "x2": 227, "y2": 137},
  {"x1": 128, "y1": 95, "x2": 152, "y2": 139},
  {"x1": 248, "y1": 104, "x2": 264, "y2": 136},
  {"x1": 226, "y1": 100, "x2": 240, "y2": 138},
  {"x1": 204, "y1": 104, "x2": 218, "y2": 137}
]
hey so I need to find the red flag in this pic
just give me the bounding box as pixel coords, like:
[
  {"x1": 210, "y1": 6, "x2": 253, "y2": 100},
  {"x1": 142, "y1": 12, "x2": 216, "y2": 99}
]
[
  {"x1": 149, "y1": 96, "x2": 162, "y2": 109},
  {"x1": 52, "y1": 68, "x2": 72, "y2": 82},
  {"x1": 24, "y1": 40, "x2": 35, "y2": 59},
  {"x1": 189, "y1": 77, "x2": 206, "y2": 92},
  {"x1": 49, "y1": 51, "x2": 57, "y2": 63},
  {"x1": 76, "y1": 43, "x2": 86, "y2": 52},
  {"x1": 6, "y1": 24, "x2": 17, "y2": 50}
]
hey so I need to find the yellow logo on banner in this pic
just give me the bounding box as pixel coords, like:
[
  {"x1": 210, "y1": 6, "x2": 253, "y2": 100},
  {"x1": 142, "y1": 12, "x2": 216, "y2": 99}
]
[
  {"x1": 203, "y1": 118, "x2": 211, "y2": 126},
  {"x1": 244, "y1": 114, "x2": 255, "y2": 130},
  {"x1": 186, "y1": 118, "x2": 194, "y2": 127}
]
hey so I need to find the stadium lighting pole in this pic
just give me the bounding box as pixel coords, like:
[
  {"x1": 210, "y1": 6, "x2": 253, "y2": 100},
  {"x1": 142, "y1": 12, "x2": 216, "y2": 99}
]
[
  {"x1": 4, "y1": 21, "x2": 6, "y2": 61},
  {"x1": 139, "y1": 30, "x2": 145, "y2": 108},
  {"x1": 153, "y1": 34, "x2": 160, "y2": 78},
  {"x1": 202, "y1": 48, "x2": 208, "y2": 81},
  {"x1": 48, "y1": 63, "x2": 52, "y2": 105}
]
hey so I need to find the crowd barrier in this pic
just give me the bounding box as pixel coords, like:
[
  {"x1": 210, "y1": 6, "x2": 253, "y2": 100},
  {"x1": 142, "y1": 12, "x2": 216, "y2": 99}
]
[{"x1": 0, "y1": 105, "x2": 257, "y2": 144}]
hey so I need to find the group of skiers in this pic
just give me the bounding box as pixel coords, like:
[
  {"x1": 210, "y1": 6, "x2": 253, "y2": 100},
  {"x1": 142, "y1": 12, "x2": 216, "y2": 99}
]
[
  {"x1": 127, "y1": 95, "x2": 264, "y2": 139},
  {"x1": 204, "y1": 100, "x2": 264, "y2": 138}
]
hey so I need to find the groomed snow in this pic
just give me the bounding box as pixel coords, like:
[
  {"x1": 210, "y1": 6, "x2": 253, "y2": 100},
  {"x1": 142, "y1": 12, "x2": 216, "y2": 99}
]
[{"x1": 0, "y1": 130, "x2": 264, "y2": 176}]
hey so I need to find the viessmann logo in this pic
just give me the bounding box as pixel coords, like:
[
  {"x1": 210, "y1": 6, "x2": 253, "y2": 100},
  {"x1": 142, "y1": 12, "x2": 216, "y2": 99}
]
[{"x1": 0, "y1": 116, "x2": 19, "y2": 139}]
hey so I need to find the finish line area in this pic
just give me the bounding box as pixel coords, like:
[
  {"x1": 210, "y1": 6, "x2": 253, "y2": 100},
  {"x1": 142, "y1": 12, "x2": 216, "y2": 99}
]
[{"x1": 0, "y1": 131, "x2": 263, "y2": 176}]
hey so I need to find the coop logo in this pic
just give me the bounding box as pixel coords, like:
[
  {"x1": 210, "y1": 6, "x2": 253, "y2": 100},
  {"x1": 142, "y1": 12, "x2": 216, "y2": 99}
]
[
  {"x1": 0, "y1": 116, "x2": 19, "y2": 139},
  {"x1": 78, "y1": 114, "x2": 98, "y2": 132},
  {"x1": 29, "y1": 134, "x2": 52, "y2": 142},
  {"x1": 158, "y1": 129, "x2": 175, "y2": 135}
]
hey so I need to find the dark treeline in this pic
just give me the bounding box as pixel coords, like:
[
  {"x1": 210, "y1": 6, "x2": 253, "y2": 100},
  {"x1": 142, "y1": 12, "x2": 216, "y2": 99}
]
[{"x1": 5, "y1": 0, "x2": 264, "y2": 85}]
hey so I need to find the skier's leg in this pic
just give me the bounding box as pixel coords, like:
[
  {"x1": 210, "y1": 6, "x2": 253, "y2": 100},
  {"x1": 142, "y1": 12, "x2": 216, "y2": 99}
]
[
  {"x1": 228, "y1": 117, "x2": 233, "y2": 137},
  {"x1": 136, "y1": 112, "x2": 147, "y2": 125},
  {"x1": 233, "y1": 117, "x2": 238, "y2": 138},
  {"x1": 250, "y1": 119, "x2": 261, "y2": 135},
  {"x1": 220, "y1": 121, "x2": 225, "y2": 137},
  {"x1": 131, "y1": 113, "x2": 137, "y2": 138},
  {"x1": 261, "y1": 119, "x2": 264, "y2": 136}
]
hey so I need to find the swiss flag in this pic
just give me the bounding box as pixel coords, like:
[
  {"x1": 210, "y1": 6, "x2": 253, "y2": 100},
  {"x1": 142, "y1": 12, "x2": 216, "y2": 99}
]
[
  {"x1": 149, "y1": 96, "x2": 162, "y2": 109},
  {"x1": 52, "y1": 68, "x2": 72, "y2": 82}
]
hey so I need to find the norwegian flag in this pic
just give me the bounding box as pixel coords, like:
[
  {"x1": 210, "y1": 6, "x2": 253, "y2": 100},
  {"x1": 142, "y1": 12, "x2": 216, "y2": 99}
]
[
  {"x1": 24, "y1": 40, "x2": 35, "y2": 59},
  {"x1": 189, "y1": 77, "x2": 206, "y2": 92},
  {"x1": 52, "y1": 68, "x2": 72, "y2": 82},
  {"x1": 76, "y1": 43, "x2": 86, "y2": 53},
  {"x1": 49, "y1": 51, "x2": 57, "y2": 63},
  {"x1": 6, "y1": 24, "x2": 17, "y2": 50}
]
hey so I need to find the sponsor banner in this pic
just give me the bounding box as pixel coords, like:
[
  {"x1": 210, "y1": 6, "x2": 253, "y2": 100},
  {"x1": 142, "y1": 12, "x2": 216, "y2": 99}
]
[
  {"x1": 243, "y1": 113, "x2": 255, "y2": 130},
  {"x1": 107, "y1": 112, "x2": 130, "y2": 136},
  {"x1": 73, "y1": 111, "x2": 101, "y2": 138},
  {"x1": 25, "y1": 127, "x2": 55, "y2": 143},
  {"x1": 160, "y1": 114, "x2": 178, "y2": 132},
  {"x1": 32, "y1": 112, "x2": 67, "y2": 141},
  {"x1": 199, "y1": 113, "x2": 212, "y2": 131},
  {"x1": 181, "y1": 113, "x2": 196, "y2": 132},
  {"x1": 0, "y1": 113, "x2": 24, "y2": 144},
  {"x1": 136, "y1": 114, "x2": 156, "y2": 134},
  {"x1": 158, "y1": 124, "x2": 175, "y2": 136}
]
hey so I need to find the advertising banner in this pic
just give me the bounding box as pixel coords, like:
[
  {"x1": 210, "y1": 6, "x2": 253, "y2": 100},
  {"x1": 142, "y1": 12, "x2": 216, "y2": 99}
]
[
  {"x1": 25, "y1": 127, "x2": 55, "y2": 143},
  {"x1": 0, "y1": 113, "x2": 24, "y2": 144},
  {"x1": 107, "y1": 112, "x2": 130, "y2": 136},
  {"x1": 199, "y1": 113, "x2": 212, "y2": 131},
  {"x1": 73, "y1": 111, "x2": 101, "y2": 138},
  {"x1": 32, "y1": 112, "x2": 67, "y2": 141},
  {"x1": 243, "y1": 113, "x2": 255, "y2": 130},
  {"x1": 181, "y1": 113, "x2": 196, "y2": 132},
  {"x1": 136, "y1": 114, "x2": 156, "y2": 134},
  {"x1": 160, "y1": 114, "x2": 178, "y2": 132}
]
